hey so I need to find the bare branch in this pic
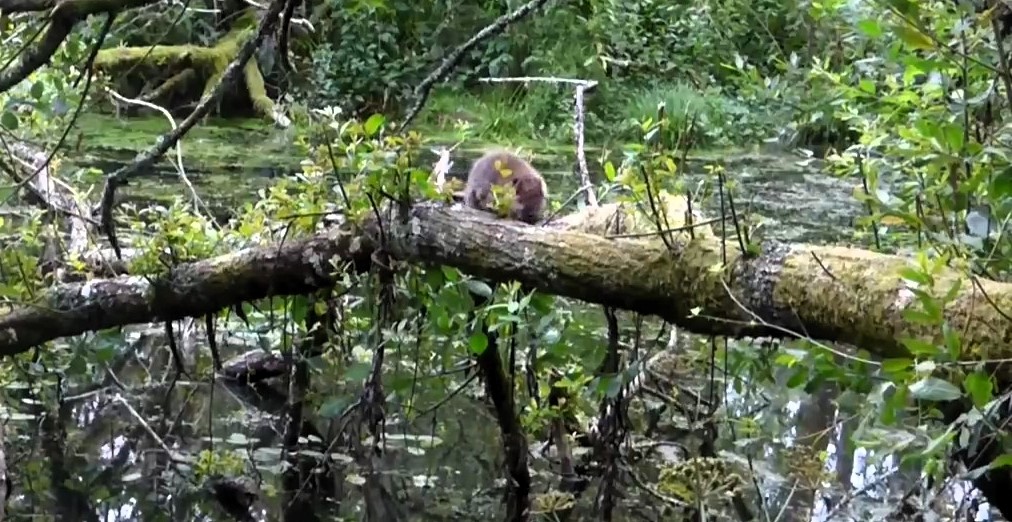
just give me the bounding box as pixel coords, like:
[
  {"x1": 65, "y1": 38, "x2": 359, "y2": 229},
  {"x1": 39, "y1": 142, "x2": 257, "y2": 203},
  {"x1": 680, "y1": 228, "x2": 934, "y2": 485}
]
[
  {"x1": 400, "y1": 0, "x2": 552, "y2": 129},
  {"x1": 0, "y1": 0, "x2": 158, "y2": 93}
]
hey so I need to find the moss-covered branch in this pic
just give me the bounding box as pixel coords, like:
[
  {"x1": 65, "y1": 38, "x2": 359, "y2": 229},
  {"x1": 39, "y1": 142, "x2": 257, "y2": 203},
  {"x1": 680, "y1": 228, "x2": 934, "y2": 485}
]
[
  {"x1": 91, "y1": 9, "x2": 287, "y2": 125},
  {"x1": 0, "y1": 196, "x2": 1010, "y2": 371}
]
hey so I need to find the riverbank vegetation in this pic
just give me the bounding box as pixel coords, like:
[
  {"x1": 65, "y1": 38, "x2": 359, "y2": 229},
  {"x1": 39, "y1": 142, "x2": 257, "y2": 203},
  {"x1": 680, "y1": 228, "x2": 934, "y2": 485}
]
[{"x1": 1, "y1": 0, "x2": 1012, "y2": 521}]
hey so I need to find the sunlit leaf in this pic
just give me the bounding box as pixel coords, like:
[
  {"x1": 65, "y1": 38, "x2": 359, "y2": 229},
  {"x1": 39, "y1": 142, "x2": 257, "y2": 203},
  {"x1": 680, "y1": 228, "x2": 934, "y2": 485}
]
[
  {"x1": 364, "y1": 113, "x2": 385, "y2": 136},
  {"x1": 468, "y1": 332, "x2": 489, "y2": 354},
  {"x1": 963, "y1": 372, "x2": 993, "y2": 408},
  {"x1": 857, "y1": 19, "x2": 883, "y2": 38}
]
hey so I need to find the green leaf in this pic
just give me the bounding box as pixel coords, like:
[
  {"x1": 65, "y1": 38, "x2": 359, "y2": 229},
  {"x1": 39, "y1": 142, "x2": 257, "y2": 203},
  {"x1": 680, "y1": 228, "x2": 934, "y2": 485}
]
[
  {"x1": 990, "y1": 166, "x2": 1012, "y2": 200},
  {"x1": 900, "y1": 337, "x2": 940, "y2": 357},
  {"x1": 902, "y1": 309, "x2": 940, "y2": 326},
  {"x1": 886, "y1": 0, "x2": 920, "y2": 17},
  {"x1": 881, "y1": 358, "x2": 913, "y2": 374},
  {"x1": 909, "y1": 377, "x2": 962, "y2": 401},
  {"x1": 773, "y1": 352, "x2": 799, "y2": 367},
  {"x1": 364, "y1": 113, "x2": 385, "y2": 136},
  {"x1": 893, "y1": 24, "x2": 934, "y2": 50},
  {"x1": 30, "y1": 81, "x2": 44, "y2": 100},
  {"x1": 468, "y1": 332, "x2": 489, "y2": 355},
  {"x1": 990, "y1": 454, "x2": 1012, "y2": 470},
  {"x1": 441, "y1": 265, "x2": 460, "y2": 282},
  {"x1": 898, "y1": 266, "x2": 931, "y2": 286},
  {"x1": 0, "y1": 110, "x2": 18, "y2": 131},
  {"x1": 289, "y1": 295, "x2": 311, "y2": 325},
  {"x1": 604, "y1": 161, "x2": 616, "y2": 182},
  {"x1": 941, "y1": 123, "x2": 964, "y2": 153},
  {"x1": 963, "y1": 372, "x2": 993, "y2": 408},
  {"x1": 93, "y1": 344, "x2": 117, "y2": 363},
  {"x1": 857, "y1": 19, "x2": 883, "y2": 38},
  {"x1": 786, "y1": 367, "x2": 808, "y2": 389},
  {"x1": 67, "y1": 353, "x2": 88, "y2": 376},
  {"x1": 465, "y1": 279, "x2": 493, "y2": 298},
  {"x1": 424, "y1": 268, "x2": 445, "y2": 291},
  {"x1": 943, "y1": 279, "x2": 962, "y2": 304}
]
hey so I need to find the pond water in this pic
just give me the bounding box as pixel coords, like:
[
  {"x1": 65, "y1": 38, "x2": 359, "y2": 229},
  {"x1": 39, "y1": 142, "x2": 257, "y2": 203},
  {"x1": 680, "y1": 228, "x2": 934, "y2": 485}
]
[{"x1": 64, "y1": 114, "x2": 868, "y2": 248}]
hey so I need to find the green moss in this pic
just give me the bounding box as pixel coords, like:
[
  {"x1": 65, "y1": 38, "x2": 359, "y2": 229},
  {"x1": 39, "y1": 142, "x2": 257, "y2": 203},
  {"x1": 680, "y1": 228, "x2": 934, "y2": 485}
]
[
  {"x1": 94, "y1": 9, "x2": 269, "y2": 120},
  {"x1": 243, "y1": 61, "x2": 273, "y2": 115}
]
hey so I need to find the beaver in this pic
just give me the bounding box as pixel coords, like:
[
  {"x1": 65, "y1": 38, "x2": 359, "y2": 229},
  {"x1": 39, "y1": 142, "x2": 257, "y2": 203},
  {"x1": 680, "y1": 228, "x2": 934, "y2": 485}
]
[{"x1": 463, "y1": 150, "x2": 548, "y2": 225}]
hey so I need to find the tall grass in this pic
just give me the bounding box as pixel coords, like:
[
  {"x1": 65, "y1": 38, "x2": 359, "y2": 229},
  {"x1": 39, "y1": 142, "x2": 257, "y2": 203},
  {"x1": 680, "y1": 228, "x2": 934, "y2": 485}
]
[
  {"x1": 419, "y1": 86, "x2": 575, "y2": 145},
  {"x1": 610, "y1": 82, "x2": 778, "y2": 148},
  {"x1": 417, "y1": 81, "x2": 785, "y2": 150}
]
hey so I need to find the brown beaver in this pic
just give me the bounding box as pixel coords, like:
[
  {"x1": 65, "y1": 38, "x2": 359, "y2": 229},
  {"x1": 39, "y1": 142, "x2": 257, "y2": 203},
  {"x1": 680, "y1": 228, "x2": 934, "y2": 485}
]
[{"x1": 463, "y1": 150, "x2": 548, "y2": 225}]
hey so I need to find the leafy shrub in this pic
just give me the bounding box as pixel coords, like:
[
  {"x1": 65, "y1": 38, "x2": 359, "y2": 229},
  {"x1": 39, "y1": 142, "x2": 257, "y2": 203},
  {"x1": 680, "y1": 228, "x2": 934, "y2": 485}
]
[{"x1": 610, "y1": 82, "x2": 783, "y2": 148}]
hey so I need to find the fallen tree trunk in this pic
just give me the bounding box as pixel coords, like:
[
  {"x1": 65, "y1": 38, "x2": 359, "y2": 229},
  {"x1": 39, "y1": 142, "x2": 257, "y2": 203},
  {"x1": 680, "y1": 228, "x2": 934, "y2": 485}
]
[
  {"x1": 0, "y1": 195, "x2": 1007, "y2": 369},
  {"x1": 92, "y1": 9, "x2": 288, "y2": 126}
]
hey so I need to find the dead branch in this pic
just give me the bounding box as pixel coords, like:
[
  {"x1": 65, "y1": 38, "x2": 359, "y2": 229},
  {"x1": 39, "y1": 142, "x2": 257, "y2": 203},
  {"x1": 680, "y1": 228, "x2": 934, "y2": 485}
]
[
  {"x1": 400, "y1": 0, "x2": 553, "y2": 129},
  {"x1": 0, "y1": 0, "x2": 158, "y2": 93}
]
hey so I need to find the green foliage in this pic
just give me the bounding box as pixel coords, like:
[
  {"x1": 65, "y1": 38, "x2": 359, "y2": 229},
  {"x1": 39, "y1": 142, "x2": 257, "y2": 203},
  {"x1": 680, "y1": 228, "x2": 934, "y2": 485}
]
[
  {"x1": 12, "y1": 0, "x2": 1012, "y2": 516},
  {"x1": 417, "y1": 86, "x2": 578, "y2": 144},
  {"x1": 609, "y1": 82, "x2": 784, "y2": 147},
  {"x1": 588, "y1": 0, "x2": 804, "y2": 84}
]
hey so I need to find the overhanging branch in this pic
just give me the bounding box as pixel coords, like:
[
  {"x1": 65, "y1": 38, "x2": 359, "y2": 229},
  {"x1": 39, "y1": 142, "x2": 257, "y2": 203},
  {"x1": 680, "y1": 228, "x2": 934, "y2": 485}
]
[
  {"x1": 0, "y1": 198, "x2": 1008, "y2": 368},
  {"x1": 0, "y1": 0, "x2": 160, "y2": 93}
]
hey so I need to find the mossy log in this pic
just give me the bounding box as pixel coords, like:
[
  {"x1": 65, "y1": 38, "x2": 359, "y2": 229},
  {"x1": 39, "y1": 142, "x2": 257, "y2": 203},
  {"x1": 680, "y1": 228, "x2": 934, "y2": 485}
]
[
  {"x1": 0, "y1": 194, "x2": 1009, "y2": 375},
  {"x1": 92, "y1": 9, "x2": 286, "y2": 126}
]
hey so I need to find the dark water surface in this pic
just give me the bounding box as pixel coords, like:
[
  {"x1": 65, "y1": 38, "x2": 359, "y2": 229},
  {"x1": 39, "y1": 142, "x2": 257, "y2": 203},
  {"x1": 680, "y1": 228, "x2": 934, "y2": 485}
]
[{"x1": 72, "y1": 144, "x2": 866, "y2": 247}]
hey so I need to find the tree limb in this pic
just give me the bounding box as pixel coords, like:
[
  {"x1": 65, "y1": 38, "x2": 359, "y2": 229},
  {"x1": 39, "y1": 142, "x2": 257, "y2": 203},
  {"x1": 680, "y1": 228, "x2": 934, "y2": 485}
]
[
  {"x1": 0, "y1": 0, "x2": 158, "y2": 93},
  {"x1": 0, "y1": 197, "x2": 1008, "y2": 372},
  {"x1": 400, "y1": 0, "x2": 552, "y2": 129}
]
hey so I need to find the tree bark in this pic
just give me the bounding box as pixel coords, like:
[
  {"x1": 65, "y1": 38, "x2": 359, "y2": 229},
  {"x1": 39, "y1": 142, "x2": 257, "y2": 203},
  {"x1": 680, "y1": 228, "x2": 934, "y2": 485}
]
[{"x1": 0, "y1": 195, "x2": 1009, "y2": 372}]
